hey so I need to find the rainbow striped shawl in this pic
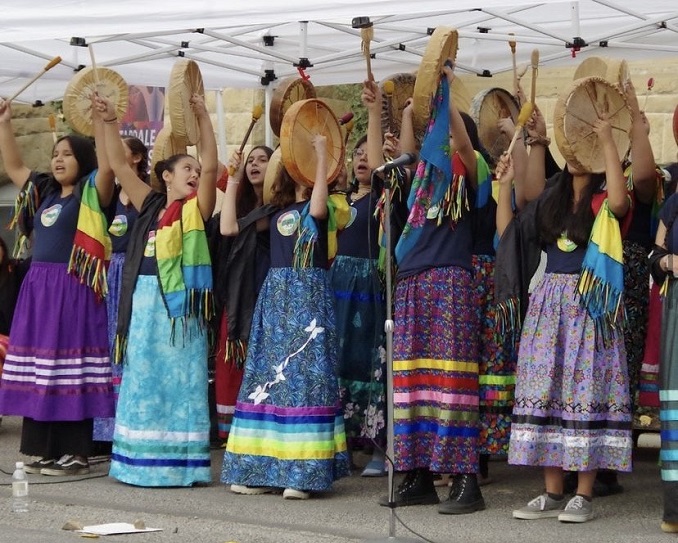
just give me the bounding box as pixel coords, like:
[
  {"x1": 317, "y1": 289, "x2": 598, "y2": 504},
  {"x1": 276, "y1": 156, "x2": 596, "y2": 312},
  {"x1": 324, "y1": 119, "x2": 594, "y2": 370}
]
[
  {"x1": 67, "y1": 171, "x2": 113, "y2": 300},
  {"x1": 154, "y1": 193, "x2": 214, "y2": 335},
  {"x1": 576, "y1": 199, "x2": 626, "y2": 348}
]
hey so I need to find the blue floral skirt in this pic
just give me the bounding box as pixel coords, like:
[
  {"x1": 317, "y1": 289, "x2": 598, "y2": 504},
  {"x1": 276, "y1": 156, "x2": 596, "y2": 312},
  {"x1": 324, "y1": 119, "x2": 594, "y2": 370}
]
[{"x1": 221, "y1": 267, "x2": 350, "y2": 491}]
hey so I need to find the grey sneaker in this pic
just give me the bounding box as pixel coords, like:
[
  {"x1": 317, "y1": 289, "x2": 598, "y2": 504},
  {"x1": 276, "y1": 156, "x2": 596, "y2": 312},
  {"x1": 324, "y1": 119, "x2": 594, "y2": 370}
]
[
  {"x1": 558, "y1": 495, "x2": 594, "y2": 523},
  {"x1": 513, "y1": 493, "x2": 566, "y2": 519}
]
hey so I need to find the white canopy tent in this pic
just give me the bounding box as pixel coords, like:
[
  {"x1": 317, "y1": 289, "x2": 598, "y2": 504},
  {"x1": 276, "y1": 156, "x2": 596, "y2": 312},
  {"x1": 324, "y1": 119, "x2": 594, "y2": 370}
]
[{"x1": 2, "y1": 0, "x2": 677, "y2": 103}]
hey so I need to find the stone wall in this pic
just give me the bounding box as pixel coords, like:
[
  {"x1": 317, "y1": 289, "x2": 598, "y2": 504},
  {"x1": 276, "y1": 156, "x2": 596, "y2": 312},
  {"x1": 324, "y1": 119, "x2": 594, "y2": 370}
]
[{"x1": 0, "y1": 103, "x2": 66, "y2": 185}]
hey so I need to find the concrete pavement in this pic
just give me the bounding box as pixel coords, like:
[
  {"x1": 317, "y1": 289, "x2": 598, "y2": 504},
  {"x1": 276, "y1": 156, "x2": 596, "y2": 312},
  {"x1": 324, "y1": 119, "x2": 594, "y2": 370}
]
[{"x1": 0, "y1": 416, "x2": 668, "y2": 543}]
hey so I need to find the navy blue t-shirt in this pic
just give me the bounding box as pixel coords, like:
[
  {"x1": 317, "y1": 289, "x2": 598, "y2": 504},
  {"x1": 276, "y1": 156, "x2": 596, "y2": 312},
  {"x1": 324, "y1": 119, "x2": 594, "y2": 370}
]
[
  {"x1": 472, "y1": 199, "x2": 498, "y2": 257},
  {"x1": 32, "y1": 191, "x2": 80, "y2": 263},
  {"x1": 660, "y1": 192, "x2": 678, "y2": 254},
  {"x1": 138, "y1": 220, "x2": 159, "y2": 276},
  {"x1": 544, "y1": 241, "x2": 586, "y2": 274},
  {"x1": 396, "y1": 211, "x2": 474, "y2": 279},
  {"x1": 109, "y1": 198, "x2": 139, "y2": 254},
  {"x1": 254, "y1": 230, "x2": 271, "y2": 292},
  {"x1": 270, "y1": 201, "x2": 328, "y2": 269},
  {"x1": 337, "y1": 194, "x2": 379, "y2": 260}
]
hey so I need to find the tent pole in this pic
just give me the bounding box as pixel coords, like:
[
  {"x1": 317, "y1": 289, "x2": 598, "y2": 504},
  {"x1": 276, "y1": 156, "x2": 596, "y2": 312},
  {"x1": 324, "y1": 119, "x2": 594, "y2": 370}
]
[
  {"x1": 216, "y1": 89, "x2": 227, "y2": 163},
  {"x1": 300, "y1": 21, "x2": 308, "y2": 59},
  {"x1": 570, "y1": 1, "x2": 581, "y2": 37},
  {"x1": 265, "y1": 84, "x2": 273, "y2": 149}
]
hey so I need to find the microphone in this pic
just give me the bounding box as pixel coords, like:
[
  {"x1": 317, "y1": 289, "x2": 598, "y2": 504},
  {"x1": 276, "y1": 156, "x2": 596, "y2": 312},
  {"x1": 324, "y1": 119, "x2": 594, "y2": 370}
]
[
  {"x1": 338, "y1": 112, "x2": 354, "y2": 126},
  {"x1": 373, "y1": 152, "x2": 417, "y2": 174}
]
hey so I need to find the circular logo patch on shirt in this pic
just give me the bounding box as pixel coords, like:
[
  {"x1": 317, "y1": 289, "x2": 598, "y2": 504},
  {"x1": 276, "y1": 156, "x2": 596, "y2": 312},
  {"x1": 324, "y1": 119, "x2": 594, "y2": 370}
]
[
  {"x1": 144, "y1": 230, "x2": 156, "y2": 258},
  {"x1": 345, "y1": 206, "x2": 358, "y2": 229},
  {"x1": 277, "y1": 210, "x2": 300, "y2": 237},
  {"x1": 557, "y1": 231, "x2": 578, "y2": 253},
  {"x1": 40, "y1": 204, "x2": 62, "y2": 227},
  {"x1": 109, "y1": 215, "x2": 129, "y2": 237}
]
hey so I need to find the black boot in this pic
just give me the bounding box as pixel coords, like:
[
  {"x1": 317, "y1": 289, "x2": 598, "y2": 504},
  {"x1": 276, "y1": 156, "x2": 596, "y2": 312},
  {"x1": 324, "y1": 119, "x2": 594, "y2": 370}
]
[
  {"x1": 438, "y1": 474, "x2": 486, "y2": 514},
  {"x1": 379, "y1": 468, "x2": 439, "y2": 507},
  {"x1": 594, "y1": 470, "x2": 624, "y2": 497}
]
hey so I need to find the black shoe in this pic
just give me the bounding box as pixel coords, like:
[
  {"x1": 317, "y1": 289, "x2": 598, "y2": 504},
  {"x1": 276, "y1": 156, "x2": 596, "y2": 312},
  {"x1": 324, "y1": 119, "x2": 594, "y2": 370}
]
[
  {"x1": 438, "y1": 474, "x2": 486, "y2": 515},
  {"x1": 593, "y1": 471, "x2": 624, "y2": 497},
  {"x1": 379, "y1": 469, "x2": 439, "y2": 507}
]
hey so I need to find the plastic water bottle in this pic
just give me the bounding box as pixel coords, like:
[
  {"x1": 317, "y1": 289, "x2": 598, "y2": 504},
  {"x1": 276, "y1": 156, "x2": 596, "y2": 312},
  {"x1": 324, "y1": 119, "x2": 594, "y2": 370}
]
[{"x1": 11, "y1": 461, "x2": 29, "y2": 513}]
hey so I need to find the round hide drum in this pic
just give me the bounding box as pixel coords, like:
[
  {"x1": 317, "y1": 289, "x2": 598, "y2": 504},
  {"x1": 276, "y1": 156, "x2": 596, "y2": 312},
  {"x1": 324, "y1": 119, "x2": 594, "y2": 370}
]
[
  {"x1": 270, "y1": 77, "x2": 317, "y2": 138},
  {"x1": 168, "y1": 59, "x2": 204, "y2": 146},
  {"x1": 150, "y1": 126, "x2": 188, "y2": 191},
  {"x1": 63, "y1": 67, "x2": 128, "y2": 137},
  {"x1": 412, "y1": 27, "x2": 459, "y2": 138},
  {"x1": 450, "y1": 76, "x2": 472, "y2": 115},
  {"x1": 280, "y1": 99, "x2": 345, "y2": 187},
  {"x1": 263, "y1": 147, "x2": 283, "y2": 205},
  {"x1": 573, "y1": 56, "x2": 629, "y2": 89},
  {"x1": 380, "y1": 73, "x2": 416, "y2": 137},
  {"x1": 554, "y1": 76, "x2": 632, "y2": 174},
  {"x1": 673, "y1": 103, "x2": 678, "y2": 146},
  {"x1": 470, "y1": 87, "x2": 519, "y2": 165}
]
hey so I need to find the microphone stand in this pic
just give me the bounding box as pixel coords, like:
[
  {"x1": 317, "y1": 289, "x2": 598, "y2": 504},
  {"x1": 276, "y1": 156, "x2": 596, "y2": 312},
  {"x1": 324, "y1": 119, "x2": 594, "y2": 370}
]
[{"x1": 362, "y1": 168, "x2": 419, "y2": 543}]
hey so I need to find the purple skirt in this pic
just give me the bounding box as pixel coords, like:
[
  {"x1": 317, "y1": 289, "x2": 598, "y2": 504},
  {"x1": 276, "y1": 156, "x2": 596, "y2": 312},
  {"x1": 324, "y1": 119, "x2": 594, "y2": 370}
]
[
  {"x1": 508, "y1": 273, "x2": 633, "y2": 472},
  {"x1": 0, "y1": 262, "x2": 114, "y2": 421}
]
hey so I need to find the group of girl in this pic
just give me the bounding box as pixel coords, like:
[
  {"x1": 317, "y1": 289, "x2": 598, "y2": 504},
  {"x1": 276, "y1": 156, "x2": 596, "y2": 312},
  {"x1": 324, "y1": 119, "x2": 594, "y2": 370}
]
[{"x1": 0, "y1": 57, "x2": 673, "y2": 528}]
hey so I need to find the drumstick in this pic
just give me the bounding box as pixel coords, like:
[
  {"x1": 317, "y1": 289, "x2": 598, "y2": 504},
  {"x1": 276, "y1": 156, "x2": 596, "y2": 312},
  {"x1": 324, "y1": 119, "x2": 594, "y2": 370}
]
[
  {"x1": 352, "y1": 17, "x2": 375, "y2": 82},
  {"x1": 48, "y1": 113, "x2": 57, "y2": 143},
  {"x1": 228, "y1": 103, "x2": 264, "y2": 175},
  {"x1": 88, "y1": 45, "x2": 100, "y2": 86},
  {"x1": 383, "y1": 80, "x2": 395, "y2": 134},
  {"x1": 5, "y1": 57, "x2": 62, "y2": 103},
  {"x1": 530, "y1": 49, "x2": 539, "y2": 105},
  {"x1": 343, "y1": 118, "x2": 355, "y2": 146},
  {"x1": 508, "y1": 34, "x2": 518, "y2": 96},
  {"x1": 506, "y1": 102, "x2": 534, "y2": 156},
  {"x1": 643, "y1": 77, "x2": 654, "y2": 112}
]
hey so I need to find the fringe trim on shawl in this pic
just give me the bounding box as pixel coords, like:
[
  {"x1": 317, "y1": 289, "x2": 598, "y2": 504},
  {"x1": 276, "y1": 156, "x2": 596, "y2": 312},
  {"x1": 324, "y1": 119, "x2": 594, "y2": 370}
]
[
  {"x1": 576, "y1": 269, "x2": 626, "y2": 349},
  {"x1": 439, "y1": 170, "x2": 469, "y2": 227},
  {"x1": 9, "y1": 180, "x2": 39, "y2": 257},
  {"x1": 225, "y1": 339, "x2": 247, "y2": 369},
  {"x1": 495, "y1": 296, "x2": 521, "y2": 344},
  {"x1": 67, "y1": 246, "x2": 109, "y2": 301}
]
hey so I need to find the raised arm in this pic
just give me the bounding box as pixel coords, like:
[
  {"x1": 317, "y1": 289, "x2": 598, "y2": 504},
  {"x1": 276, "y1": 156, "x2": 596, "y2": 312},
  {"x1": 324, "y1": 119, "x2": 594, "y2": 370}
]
[
  {"x1": 96, "y1": 95, "x2": 151, "y2": 212},
  {"x1": 625, "y1": 81, "x2": 656, "y2": 203},
  {"x1": 90, "y1": 94, "x2": 115, "y2": 207},
  {"x1": 362, "y1": 80, "x2": 384, "y2": 171},
  {"x1": 594, "y1": 118, "x2": 628, "y2": 217},
  {"x1": 192, "y1": 94, "x2": 218, "y2": 221},
  {"x1": 399, "y1": 99, "x2": 416, "y2": 157},
  {"x1": 309, "y1": 134, "x2": 328, "y2": 219},
  {"x1": 497, "y1": 116, "x2": 528, "y2": 210},
  {"x1": 495, "y1": 153, "x2": 515, "y2": 237},
  {"x1": 219, "y1": 150, "x2": 244, "y2": 236},
  {"x1": 522, "y1": 105, "x2": 549, "y2": 202},
  {"x1": 443, "y1": 65, "x2": 476, "y2": 187},
  {"x1": 0, "y1": 99, "x2": 32, "y2": 187}
]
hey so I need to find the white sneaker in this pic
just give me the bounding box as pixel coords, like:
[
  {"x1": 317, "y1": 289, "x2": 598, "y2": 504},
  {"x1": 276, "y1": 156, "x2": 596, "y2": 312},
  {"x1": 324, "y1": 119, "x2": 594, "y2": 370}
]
[
  {"x1": 558, "y1": 495, "x2": 594, "y2": 523},
  {"x1": 230, "y1": 484, "x2": 276, "y2": 495},
  {"x1": 283, "y1": 488, "x2": 310, "y2": 500}
]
